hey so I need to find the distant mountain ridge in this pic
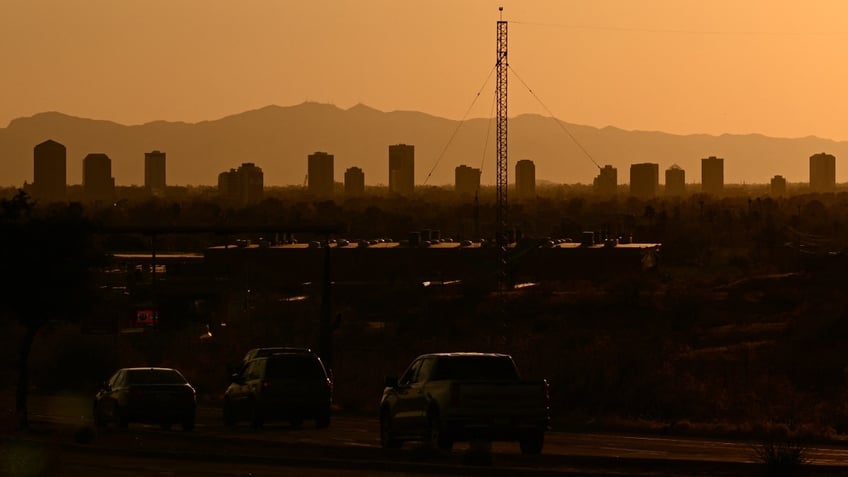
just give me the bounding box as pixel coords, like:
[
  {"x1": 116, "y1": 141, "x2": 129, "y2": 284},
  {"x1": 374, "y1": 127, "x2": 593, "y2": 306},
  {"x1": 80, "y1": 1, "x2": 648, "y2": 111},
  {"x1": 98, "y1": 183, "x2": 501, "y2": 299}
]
[{"x1": 1, "y1": 102, "x2": 846, "y2": 187}]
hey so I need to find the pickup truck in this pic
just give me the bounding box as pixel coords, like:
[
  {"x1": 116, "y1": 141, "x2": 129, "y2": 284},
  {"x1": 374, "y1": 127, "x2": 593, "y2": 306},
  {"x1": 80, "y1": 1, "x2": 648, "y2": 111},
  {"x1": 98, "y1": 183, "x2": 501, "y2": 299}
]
[{"x1": 379, "y1": 352, "x2": 550, "y2": 454}]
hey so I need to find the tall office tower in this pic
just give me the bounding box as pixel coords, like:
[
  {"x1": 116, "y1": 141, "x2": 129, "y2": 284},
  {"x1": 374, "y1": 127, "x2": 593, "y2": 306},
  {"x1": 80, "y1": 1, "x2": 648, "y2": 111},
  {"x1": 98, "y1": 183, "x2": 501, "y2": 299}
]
[
  {"x1": 82, "y1": 153, "x2": 115, "y2": 202},
  {"x1": 308, "y1": 151, "x2": 335, "y2": 198},
  {"x1": 665, "y1": 164, "x2": 686, "y2": 196},
  {"x1": 515, "y1": 159, "x2": 536, "y2": 201},
  {"x1": 344, "y1": 167, "x2": 365, "y2": 196},
  {"x1": 455, "y1": 165, "x2": 481, "y2": 196},
  {"x1": 593, "y1": 164, "x2": 617, "y2": 196},
  {"x1": 32, "y1": 139, "x2": 67, "y2": 202},
  {"x1": 218, "y1": 169, "x2": 240, "y2": 203},
  {"x1": 218, "y1": 163, "x2": 264, "y2": 206},
  {"x1": 237, "y1": 162, "x2": 264, "y2": 205},
  {"x1": 701, "y1": 156, "x2": 724, "y2": 195},
  {"x1": 144, "y1": 150, "x2": 166, "y2": 196},
  {"x1": 388, "y1": 144, "x2": 414, "y2": 195},
  {"x1": 770, "y1": 175, "x2": 787, "y2": 196},
  {"x1": 629, "y1": 163, "x2": 659, "y2": 199},
  {"x1": 809, "y1": 152, "x2": 836, "y2": 192}
]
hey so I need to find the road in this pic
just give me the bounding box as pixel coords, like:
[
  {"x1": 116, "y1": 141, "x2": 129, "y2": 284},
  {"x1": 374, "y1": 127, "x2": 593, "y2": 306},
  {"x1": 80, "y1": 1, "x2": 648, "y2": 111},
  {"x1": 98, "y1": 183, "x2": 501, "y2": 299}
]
[{"x1": 4, "y1": 394, "x2": 848, "y2": 476}]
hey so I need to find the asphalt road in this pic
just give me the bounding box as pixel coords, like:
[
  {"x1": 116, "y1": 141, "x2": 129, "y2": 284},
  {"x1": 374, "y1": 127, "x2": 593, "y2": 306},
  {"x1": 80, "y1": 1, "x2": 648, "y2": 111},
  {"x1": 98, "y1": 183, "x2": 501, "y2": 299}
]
[{"x1": 5, "y1": 394, "x2": 848, "y2": 476}]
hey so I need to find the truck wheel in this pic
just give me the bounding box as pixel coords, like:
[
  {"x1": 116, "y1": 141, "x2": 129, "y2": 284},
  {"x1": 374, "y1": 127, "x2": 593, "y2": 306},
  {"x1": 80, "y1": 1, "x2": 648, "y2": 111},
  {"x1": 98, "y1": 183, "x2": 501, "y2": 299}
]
[
  {"x1": 93, "y1": 403, "x2": 107, "y2": 428},
  {"x1": 249, "y1": 401, "x2": 264, "y2": 429},
  {"x1": 116, "y1": 405, "x2": 129, "y2": 428},
  {"x1": 519, "y1": 430, "x2": 544, "y2": 455},
  {"x1": 315, "y1": 408, "x2": 330, "y2": 429},
  {"x1": 426, "y1": 410, "x2": 453, "y2": 452},
  {"x1": 380, "y1": 410, "x2": 402, "y2": 449},
  {"x1": 182, "y1": 417, "x2": 195, "y2": 431}
]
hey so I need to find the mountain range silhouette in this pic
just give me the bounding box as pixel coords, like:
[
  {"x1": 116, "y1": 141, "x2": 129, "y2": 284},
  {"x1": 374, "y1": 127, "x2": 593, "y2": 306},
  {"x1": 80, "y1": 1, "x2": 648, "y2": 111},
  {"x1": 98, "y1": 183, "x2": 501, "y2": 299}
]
[{"x1": 1, "y1": 101, "x2": 845, "y2": 188}]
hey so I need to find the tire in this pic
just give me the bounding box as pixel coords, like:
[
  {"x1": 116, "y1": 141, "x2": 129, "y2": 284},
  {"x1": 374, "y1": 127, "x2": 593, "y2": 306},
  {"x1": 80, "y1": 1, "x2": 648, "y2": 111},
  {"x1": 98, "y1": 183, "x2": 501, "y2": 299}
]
[
  {"x1": 519, "y1": 429, "x2": 544, "y2": 455},
  {"x1": 380, "y1": 409, "x2": 402, "y2": 449},
  {"x1": 249, "y1": 400, "x2": 264, "y2": 429},
  {"x1": 116, "y1": 405, "x2": 129, "y2": 428},
  {"x1": 182, "y1": 416, "x2": 195, "y2": 431},
  {"x1": 223, "y1": 400, "x2": 237, "y2": 427},
  {"x1": 93, "y1": 403, "x2": 107, "y2": 428},
  {"x1": 426, "y1": 410, "x2": 453, "y2": 452}
]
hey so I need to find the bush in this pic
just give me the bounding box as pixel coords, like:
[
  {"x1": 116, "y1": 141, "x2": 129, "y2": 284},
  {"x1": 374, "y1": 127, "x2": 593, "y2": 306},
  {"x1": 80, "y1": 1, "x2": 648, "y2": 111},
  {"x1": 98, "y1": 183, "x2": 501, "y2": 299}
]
[{"x1": 753, "y1": 439, "x2": 809, "y2": 477}]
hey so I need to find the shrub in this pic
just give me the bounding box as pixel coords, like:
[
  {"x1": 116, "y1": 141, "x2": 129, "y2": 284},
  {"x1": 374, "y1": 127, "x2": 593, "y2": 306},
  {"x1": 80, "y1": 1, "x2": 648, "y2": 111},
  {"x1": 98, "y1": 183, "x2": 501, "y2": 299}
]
[{"x1": 753, "y1": 439, "x2": 809, "y2": 477}]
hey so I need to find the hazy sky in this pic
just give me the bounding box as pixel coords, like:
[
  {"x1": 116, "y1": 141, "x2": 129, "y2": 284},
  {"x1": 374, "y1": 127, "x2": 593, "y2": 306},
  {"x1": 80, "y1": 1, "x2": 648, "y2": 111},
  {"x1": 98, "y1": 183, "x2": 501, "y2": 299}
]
[{"x1": 4, "y1": 0, "x2": 848, "y2": 141}]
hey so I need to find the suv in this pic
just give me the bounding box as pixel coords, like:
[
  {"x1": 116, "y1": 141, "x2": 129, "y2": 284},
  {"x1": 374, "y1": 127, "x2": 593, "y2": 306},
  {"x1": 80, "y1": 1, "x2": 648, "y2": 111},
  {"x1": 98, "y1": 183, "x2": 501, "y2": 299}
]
[{"x1": 223, "y1": 351, "x2": 332, "y2": 428}]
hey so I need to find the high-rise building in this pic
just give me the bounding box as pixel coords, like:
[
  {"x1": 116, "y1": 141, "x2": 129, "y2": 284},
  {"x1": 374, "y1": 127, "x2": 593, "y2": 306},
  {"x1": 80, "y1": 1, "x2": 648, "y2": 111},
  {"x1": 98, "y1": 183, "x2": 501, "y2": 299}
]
[
  {"x1": 629, "y1": 163, "x2": 659, "y2": 199},
  {"x1": 770, "y1": 175, "x2": 787, "y2": 196},
  {"x1": 454, "y1": 165, "x2": 481, "y2": 196},
  {"x1": 344, "y1": 167, "x2": 365, "y2": 196},
  {"x1": 515, "y1": 159, "x2": 536, "y2": 201},
  {"x1": 237, "y1": 162, "x2": 264, "y2": 204},
  {"x1": 144, "y1": 150, "x2": 166, "y2": 196},
  {"x1": 665, "y1": 164, "x2": 686, "y2": 196},
  {"x1": 701, "y1": 156, "x2": 724, "y2": 195},
  {"x1": 809, "y1": 152, "x2": 836, "y2": 192},
  {"x1": 218, "y1": 169, "x2": 240, "y2": 203},
  {"x1": 308, "y1": 152, "x2": 334, "y2": 198},
  {"x1": 32, "y1": 139, "x2": 67, "y2": 202},
  {"x1": 388, "y1": 144, "x2": 414, "y2": 195},
  {"x1": 594, "y1": 164, "x2": 617, "y2": 196},
  {"x1": 82, "y1": 153, "x2": 115, "y2": 202},
  {"x1": 218, "y1": 162, "x2": 264, "y2": 205}
]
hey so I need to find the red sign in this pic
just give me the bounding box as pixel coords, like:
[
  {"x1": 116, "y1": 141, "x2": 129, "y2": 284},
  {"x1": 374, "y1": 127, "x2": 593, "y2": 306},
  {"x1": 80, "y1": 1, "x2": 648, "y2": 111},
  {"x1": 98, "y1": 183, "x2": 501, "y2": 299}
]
[{"x1": 135, "y1": 309, "x2": 159, "y2": 326}]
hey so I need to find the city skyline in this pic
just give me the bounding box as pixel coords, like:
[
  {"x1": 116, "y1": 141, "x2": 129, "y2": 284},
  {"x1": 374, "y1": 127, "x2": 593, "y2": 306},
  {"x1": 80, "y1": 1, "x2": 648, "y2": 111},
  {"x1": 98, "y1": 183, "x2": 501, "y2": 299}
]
[
  {"x1": 3, "y1": 1, "x2": 848, "y2": 143},
  {"x1": 18, "y1": 136, "x2": 844, "y2": 198},
  {"x1": 4, "y1": 103, "x2": 847, "y2": 188}
]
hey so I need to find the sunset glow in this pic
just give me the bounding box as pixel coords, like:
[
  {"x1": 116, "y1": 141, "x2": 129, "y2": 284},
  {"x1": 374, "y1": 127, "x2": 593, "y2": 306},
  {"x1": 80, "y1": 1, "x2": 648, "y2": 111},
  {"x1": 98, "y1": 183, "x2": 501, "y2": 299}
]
[{"x1": 4, "y1": 0, "x2": 848, "y2": 140}]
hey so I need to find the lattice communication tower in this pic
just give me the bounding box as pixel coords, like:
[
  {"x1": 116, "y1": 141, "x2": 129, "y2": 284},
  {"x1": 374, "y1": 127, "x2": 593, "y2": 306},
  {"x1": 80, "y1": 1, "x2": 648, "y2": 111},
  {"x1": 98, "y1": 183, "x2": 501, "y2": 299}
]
[{"x1": 495, "y1": 11, "x2": 509, "y2": 287}]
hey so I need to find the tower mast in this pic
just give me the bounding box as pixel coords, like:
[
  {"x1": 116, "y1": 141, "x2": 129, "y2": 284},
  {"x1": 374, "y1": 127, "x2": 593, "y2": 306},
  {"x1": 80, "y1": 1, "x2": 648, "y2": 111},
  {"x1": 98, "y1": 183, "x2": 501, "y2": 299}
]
[{"x1": 495, "y1": 7, "x2": 509, "y2": 288}]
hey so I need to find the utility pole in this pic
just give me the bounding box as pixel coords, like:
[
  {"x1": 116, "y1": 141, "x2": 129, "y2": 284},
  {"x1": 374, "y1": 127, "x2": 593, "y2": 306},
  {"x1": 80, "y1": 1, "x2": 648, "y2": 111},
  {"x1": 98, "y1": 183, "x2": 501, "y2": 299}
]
[
  {"x1": 318, "y1": 237, "x2": 333, "y2": 370},
  {"x1": 495, "y1": 7, "x2": 509, "y2": 289}
]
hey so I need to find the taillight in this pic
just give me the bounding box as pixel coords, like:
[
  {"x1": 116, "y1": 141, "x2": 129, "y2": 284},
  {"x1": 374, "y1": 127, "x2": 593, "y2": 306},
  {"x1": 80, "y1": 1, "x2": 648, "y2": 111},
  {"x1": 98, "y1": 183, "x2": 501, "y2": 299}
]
[{"x1": 262, "y1": 379, "x2": 269, "y2": 389}]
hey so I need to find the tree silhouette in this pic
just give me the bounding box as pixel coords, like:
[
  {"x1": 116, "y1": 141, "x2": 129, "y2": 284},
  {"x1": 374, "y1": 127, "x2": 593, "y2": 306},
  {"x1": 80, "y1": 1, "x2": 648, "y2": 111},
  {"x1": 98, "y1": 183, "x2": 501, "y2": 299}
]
[{"x1": 0, "y1": 191, "x2": 103, "y2": 429}]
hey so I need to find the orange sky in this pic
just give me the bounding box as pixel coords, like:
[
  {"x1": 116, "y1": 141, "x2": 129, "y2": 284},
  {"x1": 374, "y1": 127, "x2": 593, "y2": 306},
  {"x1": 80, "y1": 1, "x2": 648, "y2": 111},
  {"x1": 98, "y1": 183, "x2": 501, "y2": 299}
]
[{"x1": 3, "y1": 0, "x2": 848, "y2": 141}]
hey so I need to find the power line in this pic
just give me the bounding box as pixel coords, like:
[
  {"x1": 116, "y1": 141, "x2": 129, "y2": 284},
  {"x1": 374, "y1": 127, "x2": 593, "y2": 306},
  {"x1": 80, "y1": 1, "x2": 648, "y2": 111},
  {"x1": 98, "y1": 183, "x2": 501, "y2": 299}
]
[
  {"x1": 423, "y1": 64, "x2": 497, "y2": 185},
  {"x1": 510, "y1": 20, "x2": 847, "y2": 37},
  {"x1": 508, "y1": 64, "x2": 601, "y2": 170},
  {"x1": 479, "y1": 89, "x2": 497, "y2": 176}
]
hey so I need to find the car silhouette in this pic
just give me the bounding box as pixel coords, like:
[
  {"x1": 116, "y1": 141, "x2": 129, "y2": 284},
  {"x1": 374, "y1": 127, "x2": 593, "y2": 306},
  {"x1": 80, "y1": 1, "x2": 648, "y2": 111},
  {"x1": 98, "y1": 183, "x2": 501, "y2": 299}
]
[
  {"x1": 93, "y1": 367, "x2": 197, "y2": 431},
  {"x1": 223, "y1": 351, "x2": 332, "y2": 428}
]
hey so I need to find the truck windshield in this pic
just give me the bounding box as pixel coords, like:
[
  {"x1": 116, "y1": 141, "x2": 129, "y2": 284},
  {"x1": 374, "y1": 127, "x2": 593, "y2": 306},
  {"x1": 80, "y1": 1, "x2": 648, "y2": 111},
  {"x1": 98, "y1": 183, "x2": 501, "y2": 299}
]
[{"x1": 430, "y1": 356, "x2": 519, "y2": 381}]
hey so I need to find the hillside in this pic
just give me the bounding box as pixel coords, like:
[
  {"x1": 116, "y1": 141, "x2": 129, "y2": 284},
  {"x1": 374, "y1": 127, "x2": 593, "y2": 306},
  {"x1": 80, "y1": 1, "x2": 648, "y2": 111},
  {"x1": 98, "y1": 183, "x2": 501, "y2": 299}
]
[{"x1": 1, "y1": 102, "x2": 847, "y2": 187}]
